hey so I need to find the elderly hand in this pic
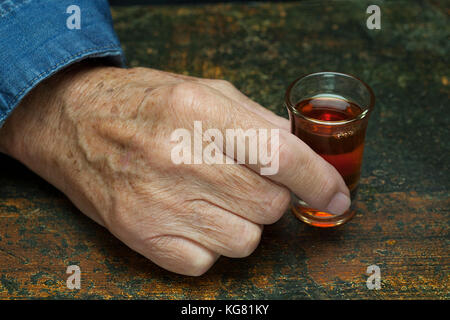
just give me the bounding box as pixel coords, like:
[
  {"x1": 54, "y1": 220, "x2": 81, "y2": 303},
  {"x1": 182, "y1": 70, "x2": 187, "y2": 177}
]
[{"x1": 0, "y1": 62, "x2": 350, "y2": 275}]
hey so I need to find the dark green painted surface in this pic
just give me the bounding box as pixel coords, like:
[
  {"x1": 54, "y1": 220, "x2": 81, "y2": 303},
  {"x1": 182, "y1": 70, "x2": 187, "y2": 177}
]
[{"x1": 0, "y1": 1, "x2": 448, "y2": 299}]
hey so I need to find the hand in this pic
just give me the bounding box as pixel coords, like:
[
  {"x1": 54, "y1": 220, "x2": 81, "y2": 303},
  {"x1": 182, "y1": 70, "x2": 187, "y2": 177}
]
[{"x1": 0, "y1": 62, "x2": 350, "y2": 276}]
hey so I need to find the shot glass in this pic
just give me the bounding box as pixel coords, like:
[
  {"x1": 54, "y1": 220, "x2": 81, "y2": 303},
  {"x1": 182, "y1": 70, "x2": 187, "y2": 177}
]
[{"x1": 285, "y1": 72, "x2": 375, "y2": 227}]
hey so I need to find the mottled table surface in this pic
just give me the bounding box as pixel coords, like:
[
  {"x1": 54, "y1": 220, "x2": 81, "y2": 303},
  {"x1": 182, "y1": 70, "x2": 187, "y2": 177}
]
[{"x1": 0, "y1": 1, "x2": 448, "y2": 299}]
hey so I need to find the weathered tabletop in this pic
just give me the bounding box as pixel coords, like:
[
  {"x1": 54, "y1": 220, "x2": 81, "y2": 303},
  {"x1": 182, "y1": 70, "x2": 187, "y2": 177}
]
[{"x1": 0, "y1": 1, "x2": 448, "y2": 299}]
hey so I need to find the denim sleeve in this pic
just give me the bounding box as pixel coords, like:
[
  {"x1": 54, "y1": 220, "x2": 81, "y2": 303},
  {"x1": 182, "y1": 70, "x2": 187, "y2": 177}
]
[{"x1": 0, "y1": 0, "x2": 125, "y2": 127}]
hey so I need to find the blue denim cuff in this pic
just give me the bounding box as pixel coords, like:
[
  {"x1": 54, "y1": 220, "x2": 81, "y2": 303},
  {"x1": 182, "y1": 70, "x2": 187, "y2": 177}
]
[{"x1": 0, "y1": 0, "x2": 126, "y2": 128}]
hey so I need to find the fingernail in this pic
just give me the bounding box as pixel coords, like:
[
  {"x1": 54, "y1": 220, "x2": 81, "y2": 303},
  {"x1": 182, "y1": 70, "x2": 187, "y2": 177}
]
[{"x1": 326, "y1": 192, "x2": 351, "y2": 216}]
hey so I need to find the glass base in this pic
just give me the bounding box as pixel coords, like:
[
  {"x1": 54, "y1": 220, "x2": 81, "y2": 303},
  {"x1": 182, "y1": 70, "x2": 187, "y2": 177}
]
[{"x1": 291, "y1": 193, "x2": 357, "y2": 228}]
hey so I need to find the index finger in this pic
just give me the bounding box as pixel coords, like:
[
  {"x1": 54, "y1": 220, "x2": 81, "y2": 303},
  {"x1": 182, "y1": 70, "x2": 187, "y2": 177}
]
[{"x1": 195, "y1": 83, "x2": 351, "y2": 215}]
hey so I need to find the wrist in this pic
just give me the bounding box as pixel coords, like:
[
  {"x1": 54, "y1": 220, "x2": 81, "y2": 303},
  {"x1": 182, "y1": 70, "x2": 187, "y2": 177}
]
[{"x1": 0, "y1": 60, "x2": 116, "y2": 162}]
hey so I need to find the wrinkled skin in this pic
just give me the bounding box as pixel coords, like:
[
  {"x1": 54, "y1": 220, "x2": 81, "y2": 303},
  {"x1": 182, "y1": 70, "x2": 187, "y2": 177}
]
[{"x1": 0, "y1": 62, "x2": 350, "y2": 276}]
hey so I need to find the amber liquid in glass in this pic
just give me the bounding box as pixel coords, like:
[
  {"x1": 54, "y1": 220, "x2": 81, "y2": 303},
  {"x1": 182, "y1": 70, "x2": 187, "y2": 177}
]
[{"x1": 292, "y1": 97, "x2": 365, "y2": 224}]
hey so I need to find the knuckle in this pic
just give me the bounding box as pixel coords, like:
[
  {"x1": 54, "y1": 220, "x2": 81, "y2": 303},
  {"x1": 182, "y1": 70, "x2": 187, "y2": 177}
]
[
  {"x1": 315, "y1": 171, "x2": 338, "y2": 199},
  {"x1": 262, "y1": 187, "x2": 291, "y2": 224},
  {"x1": 145, "y1": 235, "x2": 216, "y2": 277},
  {"x1": 168, "y1": 82, "x2": 212, "y2": 116},
  {"x1": 279, "y1": 143, "x2": 315, "y2": 184},
  {"x1": 298, "y1": 152, "x2": 316, "y2": 178},
  {"x1": 132, "y1": 66, "x2": 146, "y2": 73},
  {"x1": 276, "y1": 137, "x2": 296, "y2": 171},
  {"x1": 188, "y1": 256, "x2": 216, "y2": 276},
  {"x1": 170, "y1": 82, "x2": 204, "y2": 104},
  {"x1": 184, "y1": 199, "x2": 261, "y2": 258},
  {"x1": 231, "y1": 222, "x2": 262, "y2": 257},
  {"x1": 213, "y1": 79, "x2": 234, "y2": 89}
]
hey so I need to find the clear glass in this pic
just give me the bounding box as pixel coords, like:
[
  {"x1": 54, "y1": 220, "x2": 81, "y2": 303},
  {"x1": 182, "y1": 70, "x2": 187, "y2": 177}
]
[{"x1": 285, "y1": 72, "x2": 375, "y2": 227}]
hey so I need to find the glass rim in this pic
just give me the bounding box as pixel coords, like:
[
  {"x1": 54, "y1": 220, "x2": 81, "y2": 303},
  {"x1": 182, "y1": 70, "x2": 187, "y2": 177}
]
[{"x1": 285, "y1": 71, "x2": 375, "y2": 126}]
